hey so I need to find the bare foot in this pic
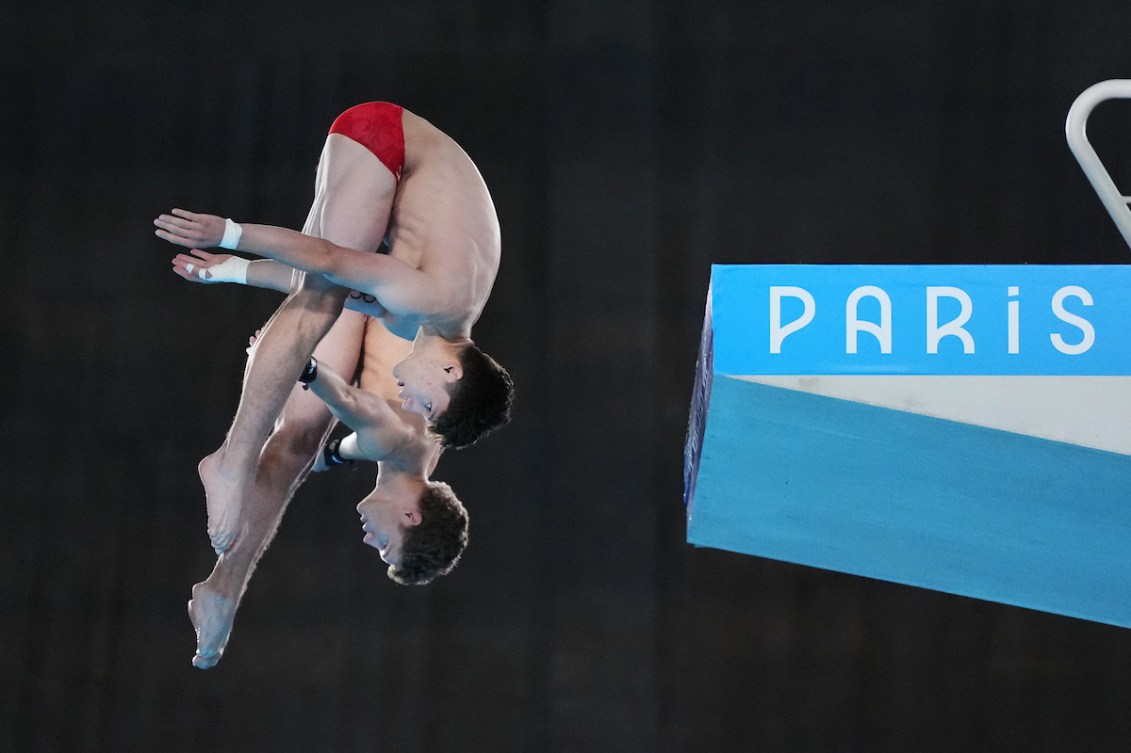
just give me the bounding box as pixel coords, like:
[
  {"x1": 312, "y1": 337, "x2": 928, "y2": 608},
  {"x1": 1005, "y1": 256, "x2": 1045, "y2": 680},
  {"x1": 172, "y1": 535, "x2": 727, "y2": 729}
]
[
  {"x1": 187, "y1": 582, "x2": 237, "y2": 669},
  {"x1": 198, "y1": 452, "x2": 244, "y2": 553}
]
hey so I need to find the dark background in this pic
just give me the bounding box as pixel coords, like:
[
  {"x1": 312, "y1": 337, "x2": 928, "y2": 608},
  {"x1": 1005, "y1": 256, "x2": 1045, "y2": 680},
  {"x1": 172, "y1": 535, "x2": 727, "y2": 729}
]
[{"x1": 5, "y1": 2, "x2": 1131, "y2": 751}]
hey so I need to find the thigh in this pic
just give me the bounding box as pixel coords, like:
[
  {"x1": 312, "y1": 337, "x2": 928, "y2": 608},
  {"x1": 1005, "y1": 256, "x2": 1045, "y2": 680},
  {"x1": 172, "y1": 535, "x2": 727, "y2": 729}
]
[{"x1": 304, "y1": 133, "x2": 397, "y2": 253}]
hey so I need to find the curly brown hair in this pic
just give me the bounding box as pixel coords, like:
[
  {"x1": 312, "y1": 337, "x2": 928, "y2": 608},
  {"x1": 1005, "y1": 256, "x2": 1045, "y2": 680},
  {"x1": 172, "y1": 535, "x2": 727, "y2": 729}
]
[
  {"x1": 429, "y1": 344, "x2": 514, "y2": 450},
  {"x1": 387, "y1": 481, "x2": 469, "y2": 586}
]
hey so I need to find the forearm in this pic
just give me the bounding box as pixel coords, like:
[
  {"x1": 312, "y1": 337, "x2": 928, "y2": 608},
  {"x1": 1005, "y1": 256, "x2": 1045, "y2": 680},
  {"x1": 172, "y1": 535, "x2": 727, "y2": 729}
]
[
  {"x1": 157, "y1": 209, "x2": 420, "y2": 310},
  {"x1": 246, "y1": 259, "x2": 296, "y2": 292},
  {"x1": 305, "y1": 360, "x2": 357, "y2": 418},
  {"x1": 243, "y1": 260, "x2": 384, "y2": 310},
  {"x1": 304, "y1": 358, "x2": 396, "y2": 431},
  {"x1": 221, "y1": 257, "x2": 375, "y2": 305},
  {"x1": 233, "y1": 223, "x2": 339, "y2": 276},
  {"x1": 235, "y1": 221, "x2": 436, "y2": 310},
  {"x1": 251, "y1": 268, "x2": 387, "y2": 316}
]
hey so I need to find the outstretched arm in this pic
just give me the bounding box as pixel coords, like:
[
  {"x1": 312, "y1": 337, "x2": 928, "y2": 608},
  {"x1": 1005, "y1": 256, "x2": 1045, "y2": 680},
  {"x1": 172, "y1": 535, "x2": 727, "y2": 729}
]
[
  {"x1": 154, "y1": 208, "x2": 449, "y2": 315},
  {"x1": 172, "y1": 249, "x2": 294, "y2": 292},
  {"x1": 172, "y1": 249, "x2": 391, "y2": 319},
  {"x1": 302, "y1": 358, "x2": 410, "y2": 455}
]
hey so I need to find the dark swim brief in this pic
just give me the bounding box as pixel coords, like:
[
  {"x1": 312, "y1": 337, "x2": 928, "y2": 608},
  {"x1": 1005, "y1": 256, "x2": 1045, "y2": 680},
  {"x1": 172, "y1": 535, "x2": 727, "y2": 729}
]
[{"x1": 328, "y1": 102, "x2": 406, "y2": 180}]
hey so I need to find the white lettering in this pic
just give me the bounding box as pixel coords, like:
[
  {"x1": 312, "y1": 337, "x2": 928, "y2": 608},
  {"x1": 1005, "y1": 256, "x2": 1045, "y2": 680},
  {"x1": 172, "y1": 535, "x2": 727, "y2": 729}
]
[
  {"x1": 1008, "y1": 286, "x2": 1020, "y2": 354},
  {"x1": 1050, "y1": 286, "x2": 1095, "y2": 355},
  {"x1": 846, "y1": 285, "x2": 892, "y2": 354},
  {"x1": 769, "y1": 286, "x2": 815, "y2": 354},
  {"x1": 927, "y1": 286, "x2": 975, "y2": 354}
]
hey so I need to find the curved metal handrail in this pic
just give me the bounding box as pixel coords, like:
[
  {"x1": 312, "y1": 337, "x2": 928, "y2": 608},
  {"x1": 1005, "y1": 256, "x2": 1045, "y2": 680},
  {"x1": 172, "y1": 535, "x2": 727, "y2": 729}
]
[{"x1": 1066, "y1": 79, "x2": 1131, "y2": 250}]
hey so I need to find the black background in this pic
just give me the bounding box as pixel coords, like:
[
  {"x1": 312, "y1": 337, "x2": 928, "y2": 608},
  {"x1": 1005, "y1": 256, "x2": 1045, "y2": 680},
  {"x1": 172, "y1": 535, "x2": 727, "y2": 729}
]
[{"x1": 5, "y1": 2, "x2": 1131, "y2": 751}]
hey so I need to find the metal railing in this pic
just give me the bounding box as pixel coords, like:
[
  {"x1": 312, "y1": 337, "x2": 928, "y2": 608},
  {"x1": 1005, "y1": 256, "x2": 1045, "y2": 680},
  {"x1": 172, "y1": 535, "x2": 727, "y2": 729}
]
[{"x1": 1067, "y1": 79, "x2": 1131, "y2": 250}]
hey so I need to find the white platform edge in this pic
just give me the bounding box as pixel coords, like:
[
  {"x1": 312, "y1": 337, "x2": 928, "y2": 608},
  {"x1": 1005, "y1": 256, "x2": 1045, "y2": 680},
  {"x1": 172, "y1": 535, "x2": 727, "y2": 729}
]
[{"x1": 735, "y1": 375, "x2": 1131, "y2": 457}]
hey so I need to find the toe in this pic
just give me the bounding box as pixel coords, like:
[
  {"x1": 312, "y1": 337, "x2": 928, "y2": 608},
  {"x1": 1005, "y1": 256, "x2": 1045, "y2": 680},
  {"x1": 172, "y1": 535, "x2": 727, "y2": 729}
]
[
  {"x1": 210, "y1": 532, "x2": 230, "y2": 554},
  {"x1": 193, "y1": 650, "x2": 220, "y2": 669}
]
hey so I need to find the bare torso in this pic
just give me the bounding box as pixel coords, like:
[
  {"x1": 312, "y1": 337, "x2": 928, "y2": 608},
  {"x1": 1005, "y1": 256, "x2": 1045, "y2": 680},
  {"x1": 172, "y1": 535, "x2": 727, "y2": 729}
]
[
  {"x1": 377, "y1": 109, "x2": 501, "y2": 340},
  {"x1": 351, "y1": 316, "x2": 439, "y2": 476},
  {"x1": 357, "y1": 316, "x2": 411, "y2": 401}
]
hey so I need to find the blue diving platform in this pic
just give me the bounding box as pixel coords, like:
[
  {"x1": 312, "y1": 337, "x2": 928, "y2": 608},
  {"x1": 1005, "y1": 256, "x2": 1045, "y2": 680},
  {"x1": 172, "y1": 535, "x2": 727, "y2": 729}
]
[{"x1": 684, "y1": 264, "x2": 1131, "y2": 628}]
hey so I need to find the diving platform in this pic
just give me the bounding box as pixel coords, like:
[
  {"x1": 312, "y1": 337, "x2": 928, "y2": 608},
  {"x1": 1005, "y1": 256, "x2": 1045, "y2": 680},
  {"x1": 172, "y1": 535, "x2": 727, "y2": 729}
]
[{"x1": 684, "y1": 264, "x2": 1131, "y2": 627}]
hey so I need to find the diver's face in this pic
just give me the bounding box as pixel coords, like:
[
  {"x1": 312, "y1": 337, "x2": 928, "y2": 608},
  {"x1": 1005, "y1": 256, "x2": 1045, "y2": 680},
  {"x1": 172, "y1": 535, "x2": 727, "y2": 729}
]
[
  {"x1": 391, "y1": 354, "x2": 459, "y2": 421},
  {"x1": 357, "y1": 492, "x2": 421, "y2": 565}
]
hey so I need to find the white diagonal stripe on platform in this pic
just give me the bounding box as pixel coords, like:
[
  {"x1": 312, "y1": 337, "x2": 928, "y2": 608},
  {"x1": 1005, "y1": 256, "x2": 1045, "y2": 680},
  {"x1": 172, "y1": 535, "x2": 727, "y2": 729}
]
[{"x1": 735, "y1": 375, "x2": 1131, "y2": 456}]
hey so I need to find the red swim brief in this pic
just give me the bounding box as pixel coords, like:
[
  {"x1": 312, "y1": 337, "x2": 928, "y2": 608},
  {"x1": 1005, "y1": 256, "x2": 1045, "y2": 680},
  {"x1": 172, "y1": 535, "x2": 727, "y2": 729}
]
[{"x1": 328, "y1": 102, "x2": 406, "y2": 180}]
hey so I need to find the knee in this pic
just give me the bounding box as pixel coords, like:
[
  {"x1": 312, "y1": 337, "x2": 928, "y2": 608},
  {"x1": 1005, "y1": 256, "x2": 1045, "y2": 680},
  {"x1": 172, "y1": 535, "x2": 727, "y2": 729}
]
[
  {"x1": 275, "y1": 284, "x2": 349, "y2": 331},
  {"x1": 289, "y1": 278, "x2": 348, "y2": 317},
  {"x1": 263, "y1": 415, "x2": 330, "y2": 467}
]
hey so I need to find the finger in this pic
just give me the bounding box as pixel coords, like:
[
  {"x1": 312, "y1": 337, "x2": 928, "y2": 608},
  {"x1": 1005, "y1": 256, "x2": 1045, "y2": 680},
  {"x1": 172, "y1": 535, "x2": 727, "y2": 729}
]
[
  {"x1": 185, "y1": 262, "x2": 214, "y2": 281},
  {"x1": 173, "y1": 251, "x2": 215, "y2": 269},
  {"x1": 156, "y1": 228, "x2": 186, "y2": 245},
  {"x1": 155, "y1": 228, "x2": 195, "y2": 247},
  {"x1": 171, "y1": 208, "x2": 200, "y2": 220},
  {"x1": 170, "y1": 260, "x2": 197, "y2": 277},
  {"x1": 155, "y1": 223, "x2": 192, "y2": 241},
  {"x1": 184, "y1": 262, "x2": 212, "y2": 280},
  {"x1": 155, "y1": 214, "x2": 196, "y2": 231},
  {"x1": 190, "y1": 248, "x2": 214, "y2": 262},
  {"x1": 171, "y1": 265, "x2": 201, "y2": 283},
  {"x1": 173, "y1": 253, "x2": 217, "y2": 283}
]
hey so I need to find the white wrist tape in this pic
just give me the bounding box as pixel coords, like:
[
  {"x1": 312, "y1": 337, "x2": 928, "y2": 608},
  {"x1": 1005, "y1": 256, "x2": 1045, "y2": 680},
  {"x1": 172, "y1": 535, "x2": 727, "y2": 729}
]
[
  {"x1": 339, "y1": 433, "x2": 361, "y2": 462},
  {"x1": 201, "y1": 256, "x2": 250, "y2": 284},
  {"x1": 219, "y1": 218, "x2": 243, "y2": 250}
]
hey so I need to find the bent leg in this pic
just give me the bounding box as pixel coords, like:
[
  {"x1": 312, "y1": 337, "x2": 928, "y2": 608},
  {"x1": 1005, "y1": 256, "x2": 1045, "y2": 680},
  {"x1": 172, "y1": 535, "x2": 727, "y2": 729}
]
[
  {"x1": 311, "y1": 133, "x2": 397, "y2": 245},
  {"x1": 189, "y1": 310, "x2": 366, "y2": 668},
  {"x1": 198, "y1": 276, "x2": 347, "y2": 552},
  {"x1": 198, "y1": 133, "x2": 395, "y2": 553}
]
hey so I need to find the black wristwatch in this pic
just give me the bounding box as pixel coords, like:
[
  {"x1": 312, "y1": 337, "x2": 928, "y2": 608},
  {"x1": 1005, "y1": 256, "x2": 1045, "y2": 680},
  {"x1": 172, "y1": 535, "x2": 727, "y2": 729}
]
[{"x1": 298, "y1": 356, "x2": 319, "y2": 389}]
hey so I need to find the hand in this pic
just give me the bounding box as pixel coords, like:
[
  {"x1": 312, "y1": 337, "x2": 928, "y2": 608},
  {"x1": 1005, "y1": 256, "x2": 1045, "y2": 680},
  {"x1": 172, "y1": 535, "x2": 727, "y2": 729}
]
[
  {"x1": 154, "y1": 208, "x2": 226, "y2": 249},
  {"x1": 171, "y1": 249, "x2": 232, "y2": 284}
]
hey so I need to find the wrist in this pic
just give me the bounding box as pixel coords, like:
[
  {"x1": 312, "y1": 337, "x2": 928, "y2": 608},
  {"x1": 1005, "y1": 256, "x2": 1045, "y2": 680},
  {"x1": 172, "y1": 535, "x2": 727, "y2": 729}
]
[
  {"x1": 298, "y1": 356, "x2": 319, "y2": 388},
  {"x1": 323, "y1": 437, "x2": 355, "y2": 467},
  {"x1": 219, "y1": 218, "x2": 243, "y2": 249}
]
